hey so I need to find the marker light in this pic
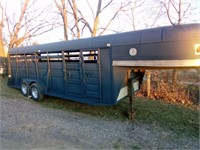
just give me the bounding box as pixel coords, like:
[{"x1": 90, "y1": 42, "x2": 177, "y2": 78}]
[
  {"x1": 129, "y1": 48, "x2": 137, "y2": 56},
  {"x1": 106, "y1": 43, "x2": 111, "y2": 47}
]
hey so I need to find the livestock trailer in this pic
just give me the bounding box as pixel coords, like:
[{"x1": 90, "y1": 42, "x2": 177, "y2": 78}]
[{"x1": 7, "y1": 24, "x2": 200, "y2": 107}]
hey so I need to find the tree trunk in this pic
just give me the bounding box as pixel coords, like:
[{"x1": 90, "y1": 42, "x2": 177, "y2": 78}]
[
  {"x1": 0, "y1": 21, "x2": 5, "y2": 57},
  {"x1": 92, "y1": 0, "x2": 102, "y2": 37},
  {"x1": 147, "y1": 71, "x2": 151, "y2": 97},
  {"x1": 172, "y1": 69, "x2": 178, "y2": 85},
  {"x1": 60, "y1": 0, "x2": 68, "y2": 40},
  {"x1": 71, "y1": 0, "x2": 80, "y2": 39}
]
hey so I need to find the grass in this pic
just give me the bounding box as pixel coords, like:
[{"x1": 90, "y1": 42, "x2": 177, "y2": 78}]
[
  {"x1": 0, "y1": 77, "x2": 24, "y2": 99},
  {"x1": 134, "y1": 98, "x2": 199, "y2": 137},
  {"x1": 0, "y1": 77, "x2": 199, "y2": 137},
  {"x1": 131, "y1": 145, "x2": 141, "y2": 150}
]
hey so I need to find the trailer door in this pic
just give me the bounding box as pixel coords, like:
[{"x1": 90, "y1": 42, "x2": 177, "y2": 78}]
[
  {"x1": 62, "y1": 50, "x2": 101, "y2": 101},
  {"x1": 63, "y1": 51, "x2": 83, "y2": 97},
  {"x1": 83, "y1": 50, "x2": 101, "y2": 101}
]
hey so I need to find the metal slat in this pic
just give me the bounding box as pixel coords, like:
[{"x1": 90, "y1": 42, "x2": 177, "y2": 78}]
[{"x1": 24, "y1": 54, "x2": 28, "y2": 78}]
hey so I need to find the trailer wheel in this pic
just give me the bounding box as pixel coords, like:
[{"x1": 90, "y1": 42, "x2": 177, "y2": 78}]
[
  {"x1": 30, "y1": 83, "x2": 44, "y2": 101},
  {"x1": 21, "y1": 81, "x2": 29, "y2": 96}
]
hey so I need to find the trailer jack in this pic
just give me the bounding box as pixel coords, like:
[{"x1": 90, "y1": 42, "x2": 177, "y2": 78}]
[{"x1": 127, "y1": 74, "x2": 143, "y2": 119}]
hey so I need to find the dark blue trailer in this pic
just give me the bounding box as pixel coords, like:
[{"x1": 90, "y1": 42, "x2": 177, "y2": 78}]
[{"x1": 7, "y1": 24, "x2": 200, "y2": 107}]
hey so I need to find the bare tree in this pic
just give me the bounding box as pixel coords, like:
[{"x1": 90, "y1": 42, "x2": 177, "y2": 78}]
[
  {"x1": 97, "y1": 0, "x2": 133, "y2": 36},
  {"x1": 160, "y1": 0, "x2": 192, "y2": 25},
  {"x1": 122, "y1": 0, "x2": 145, "y2": 31},
  {"x1": 54, "y1": 0, "x2": 69, "y2": 40},
  {"x1": 83, "y1": 0, "x2": 133, "y2": 37},
  {"x1": 2, "y1": 0, "x2": 58, "y2": 49},
  {"x1": 55, "y1": 0, "x2": 134, "y2": 39},
  {"x1": 68, "y1": 0, "x2": 81, "y2": 39}
]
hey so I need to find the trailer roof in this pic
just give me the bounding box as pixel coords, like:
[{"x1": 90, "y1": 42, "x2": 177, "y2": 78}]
[{"x1": 9, "y1": 23, "x2": 200, "y2": 54}]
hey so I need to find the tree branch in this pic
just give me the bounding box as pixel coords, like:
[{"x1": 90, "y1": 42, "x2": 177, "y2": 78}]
[{"x1": 100, "y1": 1, "x2": 132, "y2": 35}]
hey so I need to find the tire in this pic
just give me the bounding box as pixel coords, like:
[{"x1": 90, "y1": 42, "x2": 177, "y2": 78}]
[
  {"x1": 21, "y1": 81, "x2": 29, "y2": 96},
  {"x1": 30, "y1": 83, "x2": 44, "y2": 101}
]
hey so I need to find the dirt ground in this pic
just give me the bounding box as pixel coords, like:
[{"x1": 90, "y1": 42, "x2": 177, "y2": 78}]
[{"x1": 0, "y1": 96, "x2": 199, "y2": 150}]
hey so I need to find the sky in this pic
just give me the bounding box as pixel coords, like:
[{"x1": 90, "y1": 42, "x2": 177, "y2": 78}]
[{"x1": 2, "y1": 0, "x2": 200, "y2": 45}]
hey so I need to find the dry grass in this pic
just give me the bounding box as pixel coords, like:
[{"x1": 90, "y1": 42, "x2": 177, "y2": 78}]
[{"x1": 137, "y1": 69, "x2": 200, "y2": 105}]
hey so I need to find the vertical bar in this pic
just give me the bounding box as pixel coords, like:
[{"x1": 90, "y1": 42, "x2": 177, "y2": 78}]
[
  {"x1": 24, "y1": 54, "x2": 28, "y2": 78},
  {"x1": 62, "y1": 50, "x2": 67, "y2": 80},
  {"x1": 15, "y1": 54, "x2": 19, "y2": 84},
  {"x1": 79, "y1": 50, "x2": 84, "y2": 96},
  {"x1": 47, "y1": 52, "x2": 51, "y2": 87},
  {"x1": 98, "y1": 48, "x2": 102, "y2": 99},
  {"x1": 34, "y1": 53, "x2": 39, "y2": 78}
]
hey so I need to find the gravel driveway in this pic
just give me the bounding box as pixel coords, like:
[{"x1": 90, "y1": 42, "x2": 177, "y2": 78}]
[{"x1": 0, "y1": 96, "x2": 199, "y2": 150}]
